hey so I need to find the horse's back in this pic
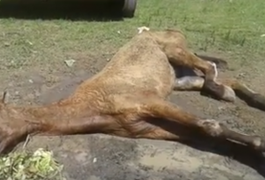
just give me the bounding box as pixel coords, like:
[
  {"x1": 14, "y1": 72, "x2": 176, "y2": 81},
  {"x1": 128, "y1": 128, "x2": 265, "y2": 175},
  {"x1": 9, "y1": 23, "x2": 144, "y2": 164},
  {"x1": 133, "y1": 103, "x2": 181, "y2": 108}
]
[{"x1": 89, "y1": 33, "x2": 176, "y2": 98}]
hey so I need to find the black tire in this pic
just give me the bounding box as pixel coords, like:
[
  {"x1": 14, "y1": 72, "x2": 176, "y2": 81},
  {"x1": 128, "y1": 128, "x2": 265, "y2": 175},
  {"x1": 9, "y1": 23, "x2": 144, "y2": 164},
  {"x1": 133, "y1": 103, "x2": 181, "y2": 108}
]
[{"x1": 122, "y1": 0, "x2": 137, "y2": 18}]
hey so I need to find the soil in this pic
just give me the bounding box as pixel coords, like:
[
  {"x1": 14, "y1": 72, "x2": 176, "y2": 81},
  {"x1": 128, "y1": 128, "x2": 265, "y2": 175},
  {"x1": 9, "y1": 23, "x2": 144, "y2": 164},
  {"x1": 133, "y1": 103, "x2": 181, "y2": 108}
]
[{"x1": 2, "y1": 50, "x2": 265, "y2": 180}]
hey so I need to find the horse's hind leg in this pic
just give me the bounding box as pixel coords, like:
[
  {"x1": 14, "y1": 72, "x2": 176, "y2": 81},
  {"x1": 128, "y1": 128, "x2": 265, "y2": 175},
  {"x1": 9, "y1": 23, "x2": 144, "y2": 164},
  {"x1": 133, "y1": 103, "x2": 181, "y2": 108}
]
[
  {"x1": 218, "y1": 78, "x2": 265, "y2": 111},
  {"x1": 174, "y1": 76, "x2": 265, "y2": 111},
  {"x1": 194, "y1": 53, "x2": 228, "y2": 70},
  {"x1": 136, "y1": 97, "x2": 265, "y2": 152},
  {"x1": 174, "y1": 76, "x2": 236, "y2": 102},
  {"x1": 164, "y1": 45, "x2": 232, "y2": 101}
]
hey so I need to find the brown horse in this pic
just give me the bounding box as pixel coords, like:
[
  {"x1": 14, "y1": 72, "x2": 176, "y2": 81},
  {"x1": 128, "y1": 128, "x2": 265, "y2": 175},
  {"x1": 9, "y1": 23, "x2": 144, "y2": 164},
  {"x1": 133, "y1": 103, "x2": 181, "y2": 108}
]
[{"x1": 0, "y1": 28, "x2": 265, "y2": 154}]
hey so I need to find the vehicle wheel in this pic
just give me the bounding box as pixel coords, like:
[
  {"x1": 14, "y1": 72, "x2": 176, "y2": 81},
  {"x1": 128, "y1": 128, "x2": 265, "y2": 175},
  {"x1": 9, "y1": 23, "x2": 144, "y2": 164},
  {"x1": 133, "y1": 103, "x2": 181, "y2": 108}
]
[{"x1": 122, "y1": 0, "x2": 137, "y2": 18}]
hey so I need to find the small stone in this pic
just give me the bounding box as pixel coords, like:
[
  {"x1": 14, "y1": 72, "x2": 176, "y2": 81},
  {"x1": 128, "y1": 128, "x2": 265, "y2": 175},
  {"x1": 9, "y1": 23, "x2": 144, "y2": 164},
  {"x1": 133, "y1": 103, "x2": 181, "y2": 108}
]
[
  {"x1": 75, "y1": 152, "x2": 88, "y2": 163},
  {"x1": 4, "y1": 42, "x2": 10, "y2": 46},
  {"x1": 64, "y1": 59, "x2": 76, "y2": 67},
  {"x1": 26, "y1": 40, "x2": 33, "y2": 45}
]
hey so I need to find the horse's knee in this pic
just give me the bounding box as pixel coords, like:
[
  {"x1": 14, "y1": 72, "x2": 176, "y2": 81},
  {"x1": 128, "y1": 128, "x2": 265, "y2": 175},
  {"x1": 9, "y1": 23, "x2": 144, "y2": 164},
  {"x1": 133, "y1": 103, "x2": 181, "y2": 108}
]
[
  {"x1": 202, "y1": 79, "x2": 236, "y2": 102},
  {"x1": 197, "y1": 119, "x2": 223, "y2": 137}
]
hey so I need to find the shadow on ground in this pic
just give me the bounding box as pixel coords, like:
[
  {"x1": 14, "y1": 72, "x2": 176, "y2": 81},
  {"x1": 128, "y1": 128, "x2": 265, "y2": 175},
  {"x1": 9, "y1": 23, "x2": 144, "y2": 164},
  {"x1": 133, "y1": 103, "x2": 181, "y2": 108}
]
[
  {"x1": 0, "y1": 0, "x2": 125, "y2": 21},
  {"x1": 23, "y1": 134, "x2": 265, "y2": 180}
]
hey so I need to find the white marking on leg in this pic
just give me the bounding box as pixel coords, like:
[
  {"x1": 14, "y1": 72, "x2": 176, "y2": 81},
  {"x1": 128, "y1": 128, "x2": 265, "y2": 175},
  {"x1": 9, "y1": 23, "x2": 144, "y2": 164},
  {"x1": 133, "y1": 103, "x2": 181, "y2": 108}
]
[
  {"x1": 243, "y1": 84, "x2": 257, "y2": 94},
  {"x1": 207, "y1": 61, "x2": 218, "y2": 80}
]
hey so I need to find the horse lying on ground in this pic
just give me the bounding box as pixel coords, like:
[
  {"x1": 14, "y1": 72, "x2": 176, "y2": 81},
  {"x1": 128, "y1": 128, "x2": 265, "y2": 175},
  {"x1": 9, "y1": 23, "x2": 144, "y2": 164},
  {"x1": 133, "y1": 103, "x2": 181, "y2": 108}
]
[{"x1": 0, "y1": 28, "x2": 265, "y2": 155}]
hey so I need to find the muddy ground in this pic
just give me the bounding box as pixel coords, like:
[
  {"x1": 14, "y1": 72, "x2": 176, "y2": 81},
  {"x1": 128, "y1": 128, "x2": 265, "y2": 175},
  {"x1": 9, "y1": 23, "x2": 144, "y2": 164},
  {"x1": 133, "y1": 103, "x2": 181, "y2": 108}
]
[{"x1": 1, "y1": 50, "x2": 265, "y2": 180}]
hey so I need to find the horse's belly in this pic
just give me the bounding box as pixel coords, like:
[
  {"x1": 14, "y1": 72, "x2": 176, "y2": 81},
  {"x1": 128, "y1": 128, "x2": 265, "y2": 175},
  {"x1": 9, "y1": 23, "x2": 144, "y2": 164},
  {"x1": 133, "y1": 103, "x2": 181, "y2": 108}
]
[{"x1": 107, "y1": 64, "x2": 175, "y2": 98}]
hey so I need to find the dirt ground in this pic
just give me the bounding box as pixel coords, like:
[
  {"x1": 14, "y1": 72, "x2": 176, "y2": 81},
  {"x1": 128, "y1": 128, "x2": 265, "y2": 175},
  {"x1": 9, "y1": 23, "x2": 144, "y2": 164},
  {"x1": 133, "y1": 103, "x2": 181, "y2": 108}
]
[{"x1": 2, "y1": 49, "x2": 265, "y2": 180}]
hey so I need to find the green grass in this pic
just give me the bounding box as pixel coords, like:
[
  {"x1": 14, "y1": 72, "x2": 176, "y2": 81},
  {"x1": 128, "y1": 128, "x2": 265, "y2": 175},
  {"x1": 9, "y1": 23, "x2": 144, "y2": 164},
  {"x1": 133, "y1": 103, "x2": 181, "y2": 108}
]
[
  {"x1": 0, "y1": 0, "x2": 265, "y2": 179},
  {"x1": 0, "y1": 0, "x2": 265, "y2": 70}
]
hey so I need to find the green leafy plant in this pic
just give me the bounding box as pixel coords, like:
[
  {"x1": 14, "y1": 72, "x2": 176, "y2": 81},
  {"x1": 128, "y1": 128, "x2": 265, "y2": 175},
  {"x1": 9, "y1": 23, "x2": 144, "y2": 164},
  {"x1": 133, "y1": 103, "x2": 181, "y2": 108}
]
[{"x1": 0, "y1": 148, "x2": 64, "y2": 180}]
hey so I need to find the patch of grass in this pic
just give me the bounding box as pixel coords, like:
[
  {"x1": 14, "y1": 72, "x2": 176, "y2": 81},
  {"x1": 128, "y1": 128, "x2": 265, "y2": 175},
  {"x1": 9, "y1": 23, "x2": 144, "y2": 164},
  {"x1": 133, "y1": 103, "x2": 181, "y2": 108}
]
[
  {"x1": 0, "y1": 148, "x2": 64, "y2": 180},
  {"x1": 0, "y1": 0, "x2": 264, "y2": 70}
]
